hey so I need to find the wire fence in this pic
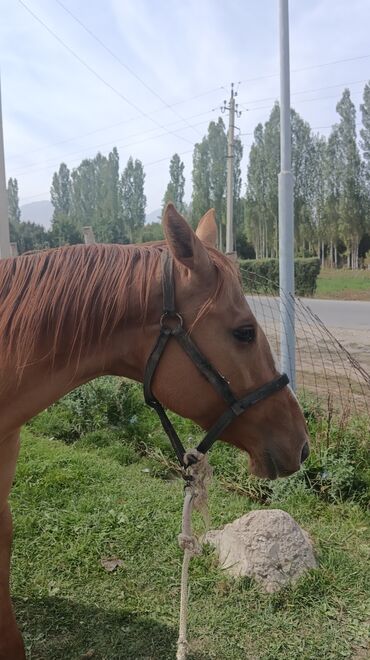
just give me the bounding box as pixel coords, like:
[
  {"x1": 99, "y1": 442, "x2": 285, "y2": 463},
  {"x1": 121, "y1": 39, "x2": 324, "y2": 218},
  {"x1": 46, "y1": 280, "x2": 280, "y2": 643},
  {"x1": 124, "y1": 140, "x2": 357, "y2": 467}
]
[{"x1": 241, "y1": 268, "x2": 370, "y2": 417}]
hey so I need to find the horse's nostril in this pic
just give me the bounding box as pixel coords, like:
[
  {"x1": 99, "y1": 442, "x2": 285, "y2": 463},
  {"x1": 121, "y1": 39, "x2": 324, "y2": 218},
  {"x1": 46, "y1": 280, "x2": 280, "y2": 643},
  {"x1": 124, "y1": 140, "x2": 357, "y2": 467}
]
[{"x1": 301, "y1": 442, "x2": 310, "y2": 464}]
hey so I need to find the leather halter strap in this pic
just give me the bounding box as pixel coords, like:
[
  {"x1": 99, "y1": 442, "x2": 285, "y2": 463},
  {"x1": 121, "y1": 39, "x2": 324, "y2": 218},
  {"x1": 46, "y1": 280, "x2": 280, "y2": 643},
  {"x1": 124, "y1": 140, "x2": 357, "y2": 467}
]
[{"x1": 143, "y1": 251, "x2": 289, "y2": 468}]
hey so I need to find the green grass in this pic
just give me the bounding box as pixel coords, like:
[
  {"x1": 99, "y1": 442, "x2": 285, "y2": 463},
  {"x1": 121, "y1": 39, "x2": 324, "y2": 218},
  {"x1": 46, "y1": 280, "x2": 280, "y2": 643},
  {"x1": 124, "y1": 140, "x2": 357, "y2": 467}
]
[
  {"x1": 315, "y1": 268, "x2": 370, "y2": 300},
  {"x1": 11, "y1": 429, "x2": 370, "y2": 660}
]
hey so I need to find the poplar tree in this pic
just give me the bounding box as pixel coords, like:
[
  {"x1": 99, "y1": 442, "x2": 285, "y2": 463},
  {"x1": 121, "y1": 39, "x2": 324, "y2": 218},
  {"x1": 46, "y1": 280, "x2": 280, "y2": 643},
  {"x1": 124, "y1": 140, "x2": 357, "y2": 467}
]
[
  {"x1": 163, "y1": 154, "x2": 185, "y2": 212},
  {"x1": 121, "y1": 157, "x2": 147, "y2": 242},
  {"x1": 7, "y1": 177, "x2": 21, "y2": 225}
]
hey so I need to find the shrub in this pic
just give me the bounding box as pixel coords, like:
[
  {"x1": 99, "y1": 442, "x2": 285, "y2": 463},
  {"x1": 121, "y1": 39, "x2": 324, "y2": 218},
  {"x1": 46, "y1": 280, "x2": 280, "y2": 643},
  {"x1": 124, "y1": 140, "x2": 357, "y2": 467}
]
[
  {"x1": 28, "y1": 377, "x2": 200, "y2": 456},
  {"x1": 239, "y1": 258, "x2": 321, "y2": 296},
  {"x1": 28, "y1": 379, "x2": 369, "y2": 507}
]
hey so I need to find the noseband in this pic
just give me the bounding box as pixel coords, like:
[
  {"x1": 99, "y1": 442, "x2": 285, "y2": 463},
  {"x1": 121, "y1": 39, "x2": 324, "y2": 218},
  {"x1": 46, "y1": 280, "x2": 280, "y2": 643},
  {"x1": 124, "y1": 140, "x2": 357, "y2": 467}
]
[{"x1": 144, "y1": 251, "x2": 289, "y2": 469}]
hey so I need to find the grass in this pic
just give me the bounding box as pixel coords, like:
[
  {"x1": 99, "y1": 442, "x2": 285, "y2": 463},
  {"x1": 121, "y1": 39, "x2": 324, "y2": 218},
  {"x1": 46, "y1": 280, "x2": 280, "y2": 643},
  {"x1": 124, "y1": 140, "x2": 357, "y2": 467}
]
[
  {"x1": 315, "y1": 268, "x2": 370, "y2": 300},
  {"x1": 11, "y1": 425, "x2": 370, "y2": 660}
]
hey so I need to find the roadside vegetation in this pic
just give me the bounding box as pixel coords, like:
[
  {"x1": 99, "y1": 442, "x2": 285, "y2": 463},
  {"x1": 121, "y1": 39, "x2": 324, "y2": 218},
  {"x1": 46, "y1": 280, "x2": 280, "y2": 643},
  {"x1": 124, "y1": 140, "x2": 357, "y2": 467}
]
[{"x1": 315, "y1": 268, "x2": 370, "y2": 301}]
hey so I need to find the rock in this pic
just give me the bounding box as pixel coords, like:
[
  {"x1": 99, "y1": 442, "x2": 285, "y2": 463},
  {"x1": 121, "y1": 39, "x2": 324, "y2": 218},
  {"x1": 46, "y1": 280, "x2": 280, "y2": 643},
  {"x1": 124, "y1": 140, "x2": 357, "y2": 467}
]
[{"x1": 205, "y1": 509, "x2": 317, "y2": 593}]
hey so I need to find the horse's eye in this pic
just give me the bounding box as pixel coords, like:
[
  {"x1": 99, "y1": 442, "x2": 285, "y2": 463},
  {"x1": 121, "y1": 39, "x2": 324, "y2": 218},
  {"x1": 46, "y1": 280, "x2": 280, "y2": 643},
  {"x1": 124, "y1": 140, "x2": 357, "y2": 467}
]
[{"x1": 233, "y1": 325, "x2": 256, "y2": 343}]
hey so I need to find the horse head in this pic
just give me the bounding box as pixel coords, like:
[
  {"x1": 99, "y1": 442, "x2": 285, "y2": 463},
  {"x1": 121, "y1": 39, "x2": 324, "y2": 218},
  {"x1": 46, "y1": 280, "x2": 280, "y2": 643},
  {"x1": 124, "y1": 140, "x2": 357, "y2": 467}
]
[{"x1": 139, "y1": 203, "x2": 309, "y2": 479}]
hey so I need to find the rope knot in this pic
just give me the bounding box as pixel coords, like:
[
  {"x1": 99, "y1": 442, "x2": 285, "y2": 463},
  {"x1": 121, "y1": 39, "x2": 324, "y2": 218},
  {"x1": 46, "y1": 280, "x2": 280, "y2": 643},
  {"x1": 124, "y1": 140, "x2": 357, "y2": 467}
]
[
  {"x1": 178, "y1": 533, "x2": 201, "y2": 555},
  {"x1": 182, "y1": 449, "x2": 213, "y2": 521}
]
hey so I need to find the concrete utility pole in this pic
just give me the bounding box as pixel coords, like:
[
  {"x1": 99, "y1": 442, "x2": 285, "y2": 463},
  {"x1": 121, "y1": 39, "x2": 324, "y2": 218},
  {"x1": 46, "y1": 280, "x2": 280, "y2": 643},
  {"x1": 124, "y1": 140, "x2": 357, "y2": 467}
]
[
  {"x1": 0, "y1": 80, "x2": 11, "y2": 258},
  {"x1": 221, "y1": 83, "x2": 241, "y2": 254},
  {"x1": 278, "y1": 0, "x2": 296, "y2": 389},
  {"x1": 83, "y1": 226, "x2": 96, "y2": 245}
]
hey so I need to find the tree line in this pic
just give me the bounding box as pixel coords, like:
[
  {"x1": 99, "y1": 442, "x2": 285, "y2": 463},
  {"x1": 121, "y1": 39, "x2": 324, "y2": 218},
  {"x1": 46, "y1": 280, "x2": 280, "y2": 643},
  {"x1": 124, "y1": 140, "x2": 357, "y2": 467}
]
[
  {"x1": 246, "y1": 85, "x2": 370, "y2": 267},
  {"x1": 7, "y1": 83, "x2": 370, "y2": 267}
]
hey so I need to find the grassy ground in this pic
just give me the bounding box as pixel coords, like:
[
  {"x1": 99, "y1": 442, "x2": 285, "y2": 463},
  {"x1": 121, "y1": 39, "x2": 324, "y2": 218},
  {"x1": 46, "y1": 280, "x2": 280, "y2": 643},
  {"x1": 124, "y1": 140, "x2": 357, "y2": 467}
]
[
  {"x1": 11, "y1": 427, "x2": 370, "y2": 660},
  {"x1": 315, "y1": 269, "x2": 370, "y2": 300}
]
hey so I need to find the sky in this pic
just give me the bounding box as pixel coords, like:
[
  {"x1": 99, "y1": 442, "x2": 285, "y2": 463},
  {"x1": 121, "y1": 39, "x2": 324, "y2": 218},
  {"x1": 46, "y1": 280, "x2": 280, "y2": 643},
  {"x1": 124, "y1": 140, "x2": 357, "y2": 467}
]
[{"x1": 1, "y1": 0, "x2": 370, "y2": 224}]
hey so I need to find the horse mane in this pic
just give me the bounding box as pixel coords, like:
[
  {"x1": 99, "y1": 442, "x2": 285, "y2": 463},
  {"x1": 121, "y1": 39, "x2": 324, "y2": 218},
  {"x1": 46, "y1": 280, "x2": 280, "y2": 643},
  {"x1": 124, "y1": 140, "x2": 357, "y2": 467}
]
[{"x1": 0, "y1": 241, "x2": 238, "y2": 372}]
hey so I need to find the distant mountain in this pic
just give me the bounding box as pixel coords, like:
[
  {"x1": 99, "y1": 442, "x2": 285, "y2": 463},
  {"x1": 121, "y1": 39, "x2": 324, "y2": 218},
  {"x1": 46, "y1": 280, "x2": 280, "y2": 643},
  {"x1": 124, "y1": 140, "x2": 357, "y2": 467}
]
[
  {"x1": 21, "y1": 201, "x2": 53, "y2": 228},
  {"x1": 145, "y1": 208, "x2": 161, "y2": 224}
]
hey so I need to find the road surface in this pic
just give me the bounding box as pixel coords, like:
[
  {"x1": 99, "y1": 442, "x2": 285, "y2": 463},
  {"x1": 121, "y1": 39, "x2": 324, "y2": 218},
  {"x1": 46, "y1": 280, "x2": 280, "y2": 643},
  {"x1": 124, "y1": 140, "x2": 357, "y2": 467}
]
[{"x1": 248, "y1": 296, "x2": 370, "y2": 330}]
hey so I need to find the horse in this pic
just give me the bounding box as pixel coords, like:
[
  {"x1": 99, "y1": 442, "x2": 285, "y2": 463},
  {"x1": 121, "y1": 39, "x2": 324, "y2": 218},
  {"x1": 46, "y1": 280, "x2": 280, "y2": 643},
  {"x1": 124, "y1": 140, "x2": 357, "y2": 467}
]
[{"x1": 0, "y1": 203, "x2": 309, "y2": 659}]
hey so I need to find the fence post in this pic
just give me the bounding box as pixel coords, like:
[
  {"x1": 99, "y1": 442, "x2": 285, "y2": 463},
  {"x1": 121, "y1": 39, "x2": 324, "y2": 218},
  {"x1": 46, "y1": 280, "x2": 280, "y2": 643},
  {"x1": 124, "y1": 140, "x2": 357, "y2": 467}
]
[{"x1": 10, "y1": 242, "x2": 18, "y2": 257}]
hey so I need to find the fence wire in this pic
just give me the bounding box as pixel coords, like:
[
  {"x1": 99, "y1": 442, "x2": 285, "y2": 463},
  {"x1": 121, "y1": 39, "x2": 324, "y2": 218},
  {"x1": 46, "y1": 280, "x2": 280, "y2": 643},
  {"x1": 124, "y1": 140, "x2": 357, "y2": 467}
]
[{"x1": 241, "y1": 268, "x2": 370, "y2": 416}]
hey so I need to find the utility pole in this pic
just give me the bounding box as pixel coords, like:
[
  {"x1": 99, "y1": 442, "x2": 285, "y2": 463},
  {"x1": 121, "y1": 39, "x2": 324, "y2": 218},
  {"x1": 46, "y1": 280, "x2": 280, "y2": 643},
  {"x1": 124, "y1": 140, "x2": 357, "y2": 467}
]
[
  {"x1": 278, "y1": 0, "x2": 295, "y2": 389},
  {"x1": 0, "y1": 79, "x2": 11, "y2": 258},
  {"x1": 221, "y1": 83, "x2": 241, "y2": 254}
]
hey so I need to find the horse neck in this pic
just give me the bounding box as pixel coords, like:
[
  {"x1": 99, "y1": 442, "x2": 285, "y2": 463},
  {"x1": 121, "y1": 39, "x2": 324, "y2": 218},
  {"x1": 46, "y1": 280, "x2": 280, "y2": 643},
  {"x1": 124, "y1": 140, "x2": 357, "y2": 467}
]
[{"x1": 0, "y1": 245, "x2": 163, "y2": 432}]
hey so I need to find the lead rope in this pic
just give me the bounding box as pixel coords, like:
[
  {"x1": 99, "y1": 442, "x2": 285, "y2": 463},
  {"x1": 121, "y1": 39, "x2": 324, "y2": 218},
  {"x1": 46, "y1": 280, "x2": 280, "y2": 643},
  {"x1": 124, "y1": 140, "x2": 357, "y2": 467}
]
[{"x1": 176, "y1": 449, "x2": 213, "y2": 660}]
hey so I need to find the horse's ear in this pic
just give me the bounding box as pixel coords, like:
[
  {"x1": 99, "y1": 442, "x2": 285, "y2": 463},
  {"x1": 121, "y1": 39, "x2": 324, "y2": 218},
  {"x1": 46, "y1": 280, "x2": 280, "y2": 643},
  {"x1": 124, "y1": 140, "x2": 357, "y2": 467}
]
[
  {"x1": 195, "y1": 209, "x2": 217, "y2": 248},
  {"x1": 163, "y1": 203, "x2": 209, "y2": 271}
]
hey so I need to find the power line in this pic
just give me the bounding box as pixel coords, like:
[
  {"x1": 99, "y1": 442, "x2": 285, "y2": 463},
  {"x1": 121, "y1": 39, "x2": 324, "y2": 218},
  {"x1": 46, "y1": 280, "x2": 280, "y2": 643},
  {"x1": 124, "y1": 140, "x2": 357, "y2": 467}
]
[
  {"x1": 18, "y1": 0, "x2": 195, "y2": 145},
  {"x1": 54, "y1": 0, "x2": 203, "y2": 139},
  {"x1": 292, "y1": 53, "x2": 370, "y2": 73},
  {"x1": 144, "y1": 149, "x2": 193, "y2": 168},
  {"x1": 238, "y1": 90, "x2": 364, "y2": 115},
  {"x1": 238, "y1": 53, "x2": 370, "y2": 86},
  {"x1": 13, "y1": 118, "x2": 210, "y2": 178},
  {"x1": 9, "y1": 76, "x2": 367, "y2": 165},
  {"x1": 8, "y1": 108, "x2": 217, "y2": 162},
  {"x1": 12, "y1": 87, "x2": 365, "y2": 178},
  {"x1": 8, "y1": 10, "x2": 370, "y2": 164},
  {"x1": 238, "y1": 79, "x2": 367, "y2": 110}
]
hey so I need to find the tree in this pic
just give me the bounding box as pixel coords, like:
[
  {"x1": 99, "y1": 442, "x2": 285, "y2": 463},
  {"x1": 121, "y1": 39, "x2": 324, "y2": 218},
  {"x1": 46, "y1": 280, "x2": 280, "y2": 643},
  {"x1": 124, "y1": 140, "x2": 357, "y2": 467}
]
[
  {"x1": 336, "y1": 89, "x2": 365, "y2": 268},
  {"x1": 208, "y1": 118, "x2": 227, "y2": 248},
  {"x1": 70, "y1": 157, "x2": 99, "y2": 231},
  {"x1": 163, "y1": 154, "x2": 185, "y2": 212},
  {"x1": 103, "y1": 147, "x2": 123, "y2": 242},
  {"x1": 245, "y1": 106, "x2": 280, "y2": 258},
  {"x1": 10, "y1": 221, "x2": 49, "y2": 254},
  {"x1": 191, "y1": 118, "x2": 228, "y2": 246},
  {"x1": 51, "y1": 163, "x2": 72, "y2": 218},
  {"x1": 233, "y1": 136, "x2": 244, "y2": 241},
  {"x1": 291, "y1": 110, "x2": 317, "y2": 254},
  {"x1": 360, "y1": 82, "x2": 370, "y2": 235},
  {"x1": 92, "y1": 148, "x2": 124, "y2": 242},
  {"x1": 49, "y1": 216, "x2": 82, "y2": 247},
  {"x1": 360, "y1": 82, "x2": 370, "y2": 175},
  {"x1": 321, "y1": 130, "x2": 341, "y2": 266},
  {"x1": 142, "y1": 222, "x2": 164, "y2": 242},
  {"x1": 121, "y1": 157, "x2": 147, "y2": 242},
  {"x1": 50, "y1": 163, "x2": 78, "y2": 245},
  {"x1": 191, "y1": 137, "x2": 211, "y2": 227},
  {"x1": 7, "y1": 177, "x2": 21, "y2": 225}
]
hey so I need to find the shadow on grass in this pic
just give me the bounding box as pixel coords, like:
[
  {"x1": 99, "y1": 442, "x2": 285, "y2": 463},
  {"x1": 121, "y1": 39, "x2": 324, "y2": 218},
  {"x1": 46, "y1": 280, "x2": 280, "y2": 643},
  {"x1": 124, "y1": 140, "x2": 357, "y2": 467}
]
[{"x1": 14, "y1": 595, "x2": 211, "y2": 660}]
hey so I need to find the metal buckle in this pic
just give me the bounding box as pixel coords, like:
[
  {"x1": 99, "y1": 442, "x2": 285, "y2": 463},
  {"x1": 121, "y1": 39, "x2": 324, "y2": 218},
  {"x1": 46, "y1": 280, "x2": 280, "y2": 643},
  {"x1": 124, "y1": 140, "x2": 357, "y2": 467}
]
[{"x1": 160, "y1": 312, "x2": 183, "y2": 330}]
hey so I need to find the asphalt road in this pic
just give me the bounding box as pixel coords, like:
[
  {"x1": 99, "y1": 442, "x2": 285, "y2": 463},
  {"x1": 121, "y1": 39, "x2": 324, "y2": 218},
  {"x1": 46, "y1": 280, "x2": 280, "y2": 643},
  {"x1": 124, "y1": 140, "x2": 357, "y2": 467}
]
[{"x1": 247, "y1": 296, "x2": 370, "y2": 330}]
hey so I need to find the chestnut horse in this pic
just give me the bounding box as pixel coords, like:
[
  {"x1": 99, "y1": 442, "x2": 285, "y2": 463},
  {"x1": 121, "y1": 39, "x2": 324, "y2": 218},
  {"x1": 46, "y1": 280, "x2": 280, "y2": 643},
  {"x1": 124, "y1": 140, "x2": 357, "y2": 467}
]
[{"x1": 0, "y1": 204, "x2": 309, "y2": 659}]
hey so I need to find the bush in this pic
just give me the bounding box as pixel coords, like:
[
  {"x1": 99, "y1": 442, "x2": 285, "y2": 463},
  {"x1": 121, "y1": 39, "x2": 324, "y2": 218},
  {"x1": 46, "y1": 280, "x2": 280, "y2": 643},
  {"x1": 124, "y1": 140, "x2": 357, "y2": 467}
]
[
  {"x1": 28, "y1": 379, "x2": 369, "y2": 507},
  {"x1": 239, "y1": 257, "x2": 321, "y2": 296},
  {"x1": 28, "y1": 378, "x2": 154, "y2": 445},
  {"x1": 28, "y1": 377, "x2": 200, "y2": 457}
]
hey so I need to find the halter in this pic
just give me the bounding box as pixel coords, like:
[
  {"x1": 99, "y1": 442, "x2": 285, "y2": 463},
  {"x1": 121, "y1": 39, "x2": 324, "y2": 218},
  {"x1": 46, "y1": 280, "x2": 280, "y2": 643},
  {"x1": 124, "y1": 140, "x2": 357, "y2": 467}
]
[{"x1": 143, "y1": 251, "x2": 289, "y2": 469}]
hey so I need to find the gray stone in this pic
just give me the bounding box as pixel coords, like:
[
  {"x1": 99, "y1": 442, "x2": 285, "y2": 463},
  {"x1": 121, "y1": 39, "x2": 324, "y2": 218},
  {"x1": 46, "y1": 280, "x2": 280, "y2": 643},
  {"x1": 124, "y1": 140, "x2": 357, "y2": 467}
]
[{"x1": 205, "y1": 509, "x2": 317, "y2": 593}]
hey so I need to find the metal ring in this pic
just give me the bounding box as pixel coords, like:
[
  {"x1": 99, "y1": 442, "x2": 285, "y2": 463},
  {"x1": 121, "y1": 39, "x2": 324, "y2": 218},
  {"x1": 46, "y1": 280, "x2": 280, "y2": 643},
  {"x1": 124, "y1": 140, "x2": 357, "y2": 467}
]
[{"x1": 160, "y1": 312, "x2": 183, "y2": 329}]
